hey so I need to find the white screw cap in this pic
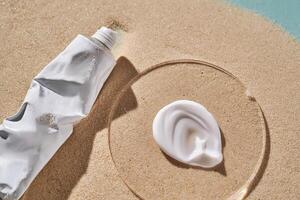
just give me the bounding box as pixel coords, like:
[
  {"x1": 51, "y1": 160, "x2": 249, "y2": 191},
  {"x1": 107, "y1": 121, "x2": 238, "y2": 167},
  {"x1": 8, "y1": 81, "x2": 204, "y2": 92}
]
[{"x1": 92, "y1": 27, "x2": 117, "y2": 50}]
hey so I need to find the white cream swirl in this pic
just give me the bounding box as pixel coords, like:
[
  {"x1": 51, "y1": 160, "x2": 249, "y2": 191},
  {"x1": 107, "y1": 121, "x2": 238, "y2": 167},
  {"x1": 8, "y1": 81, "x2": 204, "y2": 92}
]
[{"x1": 152, "y1": 100, "x2": 223, "y2": 168}]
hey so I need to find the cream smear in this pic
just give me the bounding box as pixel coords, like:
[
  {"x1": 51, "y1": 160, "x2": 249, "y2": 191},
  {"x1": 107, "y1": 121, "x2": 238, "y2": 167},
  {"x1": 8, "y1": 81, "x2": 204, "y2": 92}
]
[
  {"x1": 0, "y1": 27, "x2": 117, "y2": 200},
  {"x1": 152, "y1": 100, "x2": 223, "y2": 168}
]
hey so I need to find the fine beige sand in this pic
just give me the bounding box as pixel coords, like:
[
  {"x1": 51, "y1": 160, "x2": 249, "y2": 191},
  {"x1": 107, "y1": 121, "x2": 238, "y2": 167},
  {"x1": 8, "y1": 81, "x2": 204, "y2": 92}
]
[{"x1": 0, "y1": 0, "x2": 299, "y2": 199}]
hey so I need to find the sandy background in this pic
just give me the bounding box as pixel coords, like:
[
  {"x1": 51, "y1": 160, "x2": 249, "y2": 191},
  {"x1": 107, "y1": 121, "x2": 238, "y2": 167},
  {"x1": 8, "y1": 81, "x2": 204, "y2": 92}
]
[{"x1": 0, "y1": 0, "x2": 299, "y2": 199}]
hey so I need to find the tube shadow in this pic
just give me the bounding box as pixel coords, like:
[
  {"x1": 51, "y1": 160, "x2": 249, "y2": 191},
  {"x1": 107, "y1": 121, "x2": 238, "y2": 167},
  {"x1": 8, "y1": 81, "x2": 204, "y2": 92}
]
[
  {"x1": 162, "y1": 128, "x2": 227, "y2": 176},
  {"x1": 21, "y1": 57, "x2": 139, "y2": 200}
]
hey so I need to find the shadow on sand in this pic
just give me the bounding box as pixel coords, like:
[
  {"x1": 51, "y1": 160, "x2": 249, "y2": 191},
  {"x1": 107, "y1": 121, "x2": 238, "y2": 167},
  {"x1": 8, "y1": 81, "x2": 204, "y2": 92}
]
[{"x1": 22, "y1": 56, "x2": 139, "y2": 200}]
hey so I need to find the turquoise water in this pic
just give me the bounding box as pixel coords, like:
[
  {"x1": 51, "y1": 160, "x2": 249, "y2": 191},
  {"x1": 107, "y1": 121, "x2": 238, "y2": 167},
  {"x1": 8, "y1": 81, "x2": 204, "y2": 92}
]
[{"x1": 227, "y1": 0, "x2": 300, "y2": 41}]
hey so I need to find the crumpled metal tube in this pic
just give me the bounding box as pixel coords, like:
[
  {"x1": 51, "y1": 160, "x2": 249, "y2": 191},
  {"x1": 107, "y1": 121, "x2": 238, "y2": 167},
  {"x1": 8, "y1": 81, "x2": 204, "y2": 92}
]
[{"x1": 0, "y1": 28, "x2": 117, "y2": 200}]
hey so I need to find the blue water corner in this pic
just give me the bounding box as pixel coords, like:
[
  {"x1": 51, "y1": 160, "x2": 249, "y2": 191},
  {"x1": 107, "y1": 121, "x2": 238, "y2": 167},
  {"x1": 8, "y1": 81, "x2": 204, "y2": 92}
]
[{"x1": 227, "y1": 0, "x2": 300, "y2": 41}]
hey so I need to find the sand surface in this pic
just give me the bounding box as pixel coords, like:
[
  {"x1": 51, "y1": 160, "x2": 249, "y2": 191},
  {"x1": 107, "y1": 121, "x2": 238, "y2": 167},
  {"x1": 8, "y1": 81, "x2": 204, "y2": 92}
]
[{"x1": 0, "y1": 0, "x2": 299, "y2": 199}]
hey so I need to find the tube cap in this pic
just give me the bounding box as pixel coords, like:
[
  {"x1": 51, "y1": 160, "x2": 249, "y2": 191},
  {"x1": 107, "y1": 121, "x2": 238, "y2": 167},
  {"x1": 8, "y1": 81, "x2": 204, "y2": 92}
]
[{"x1": 92, "y1": 27, "x2": 118, "y2": 50}]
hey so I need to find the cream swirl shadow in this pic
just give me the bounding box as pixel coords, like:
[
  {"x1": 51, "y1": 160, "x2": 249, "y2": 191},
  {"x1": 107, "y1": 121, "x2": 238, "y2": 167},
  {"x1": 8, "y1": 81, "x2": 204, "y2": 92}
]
[{"x1": 153, "y1": 100, "x2": 223, "y2": 168}]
